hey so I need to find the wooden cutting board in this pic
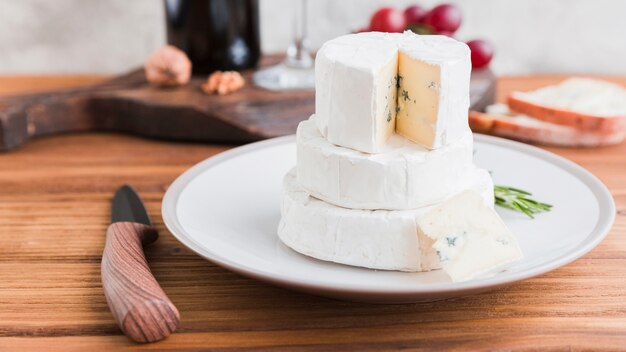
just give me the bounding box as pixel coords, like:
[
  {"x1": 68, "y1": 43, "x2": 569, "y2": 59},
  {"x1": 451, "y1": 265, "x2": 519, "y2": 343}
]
[{"x1": 0, "y1": 56, "x2": 495, "y2": 151}]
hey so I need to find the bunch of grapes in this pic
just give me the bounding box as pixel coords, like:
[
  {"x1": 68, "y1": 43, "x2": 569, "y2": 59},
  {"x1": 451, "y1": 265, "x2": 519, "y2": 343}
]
[{"x1": 358, "y1": 3, "x2": 494, "y2": 69}]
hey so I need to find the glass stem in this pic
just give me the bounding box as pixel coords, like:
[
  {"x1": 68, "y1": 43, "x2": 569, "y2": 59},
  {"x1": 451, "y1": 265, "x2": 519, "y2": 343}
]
[{"x1": 286, "y1": 0, "x2": 313, "y2": 69}]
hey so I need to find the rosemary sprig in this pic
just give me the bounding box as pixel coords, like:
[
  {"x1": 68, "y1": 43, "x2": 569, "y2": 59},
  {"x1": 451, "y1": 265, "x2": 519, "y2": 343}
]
[{"x1": 494, "y1": 185, "x2": 552, "y2": 218}]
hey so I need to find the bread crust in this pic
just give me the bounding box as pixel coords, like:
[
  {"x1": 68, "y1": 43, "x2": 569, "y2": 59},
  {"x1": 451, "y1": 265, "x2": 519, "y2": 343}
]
[
  {"x1": 469, "y1": 110, "x2": 626, "y2": 147},
  {"x1": 507, "y1": 94, "x2": 626, "y2": 133}
]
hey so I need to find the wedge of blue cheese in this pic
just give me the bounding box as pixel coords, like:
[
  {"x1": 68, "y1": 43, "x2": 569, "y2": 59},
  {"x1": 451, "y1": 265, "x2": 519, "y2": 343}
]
[
  {"x1": 396, "y1": 33, "x2": 471, "y2": 150},
  {"x1": 416, "y1": 191, "x2": 523, "y2": 282}
]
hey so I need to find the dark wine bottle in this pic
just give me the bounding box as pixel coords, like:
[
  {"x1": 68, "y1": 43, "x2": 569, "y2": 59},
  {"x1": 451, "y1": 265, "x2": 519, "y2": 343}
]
[{"x1": 165, "y1": 0, "x2": 261, "y2": 74}]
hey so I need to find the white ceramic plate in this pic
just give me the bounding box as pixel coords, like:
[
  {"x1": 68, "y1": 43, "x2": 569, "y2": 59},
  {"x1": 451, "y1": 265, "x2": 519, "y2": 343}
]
[{"x1": 162, "y1": 134, "x2": 615, "y2": 303}]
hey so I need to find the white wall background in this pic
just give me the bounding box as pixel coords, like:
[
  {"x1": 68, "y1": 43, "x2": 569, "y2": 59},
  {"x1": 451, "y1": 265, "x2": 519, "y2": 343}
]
[{"x1": 0, "y1": 0, "x2": 624, "y2": 75}]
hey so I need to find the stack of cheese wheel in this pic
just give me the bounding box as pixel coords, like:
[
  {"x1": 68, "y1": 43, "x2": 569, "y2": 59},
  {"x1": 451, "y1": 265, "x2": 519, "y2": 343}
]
[{"x1": 278, "y1": 31, "x2": 522, "y2": 281}]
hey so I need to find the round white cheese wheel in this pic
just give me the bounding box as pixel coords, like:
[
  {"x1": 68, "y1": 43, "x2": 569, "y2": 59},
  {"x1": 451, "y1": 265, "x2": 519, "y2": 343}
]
[
  {"x1": 297, "y1": 116, "x2": 475, "y2": 210},
  {"x1": 278, "y1": 168, "x2": 494, "y2": 272},
  {"x1": 315, "y1": 31, "x2": 471, "y2": 153}
]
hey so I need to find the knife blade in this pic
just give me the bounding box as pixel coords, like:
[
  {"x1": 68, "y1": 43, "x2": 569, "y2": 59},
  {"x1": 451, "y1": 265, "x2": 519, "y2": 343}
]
[
  {"x1": 101, "y1": 185, "x2": 180, "y2": 343},
  {"x1": 111, "y1": 185, "x2": 152, "y2": 226}
]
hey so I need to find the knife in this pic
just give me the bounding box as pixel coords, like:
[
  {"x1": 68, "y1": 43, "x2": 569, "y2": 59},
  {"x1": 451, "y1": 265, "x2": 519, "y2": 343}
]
[{"x1": 101, "y1": 185, "x2": 180, "y2": 343}]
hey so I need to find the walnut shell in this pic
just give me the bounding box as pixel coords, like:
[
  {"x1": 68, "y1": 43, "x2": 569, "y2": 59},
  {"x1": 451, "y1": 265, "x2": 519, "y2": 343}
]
[{"x1": 144, "y1": 45, "x2": 192, "y2": 87}]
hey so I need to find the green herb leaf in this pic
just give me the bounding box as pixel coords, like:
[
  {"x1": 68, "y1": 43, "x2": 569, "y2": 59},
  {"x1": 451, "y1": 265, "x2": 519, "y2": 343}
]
[{"x1": 494, "y1": 185, "x2": 552, "y2": 219}]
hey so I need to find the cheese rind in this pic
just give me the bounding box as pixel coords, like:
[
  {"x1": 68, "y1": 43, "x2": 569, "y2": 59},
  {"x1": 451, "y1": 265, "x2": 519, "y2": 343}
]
[
  {"x1": 315, "y1": 32, "x2": 399, "y2": 153},
  {"x1": 278, "y1": 168, "x2": 494, "y2": 272},
  {"x1": 396, "y1": 33, "x2": 472, "y2": 149},
  {"x1": 297, "y1": 116, "x2": 475, "y2": 210},
  {"x1": 416, "y1": 191, "x2": 523, "y2": 282}
]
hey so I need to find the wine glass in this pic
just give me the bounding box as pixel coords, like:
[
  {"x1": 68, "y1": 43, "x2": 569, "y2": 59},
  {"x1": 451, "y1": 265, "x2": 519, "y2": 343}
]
[{"x1": 253, "y1": 0, "x2": 315, "y2": 91}]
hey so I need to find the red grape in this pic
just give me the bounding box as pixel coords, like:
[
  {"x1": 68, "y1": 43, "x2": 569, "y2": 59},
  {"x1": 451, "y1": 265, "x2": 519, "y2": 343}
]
[
  {"x1": 370, "y1": 7, "x2": 406, "y2": 33},
  {"x1": 404, "y1": 5, "x2": 427, "y2": 25},
  {"x1": 466, "y1": 39, "x2": 494, "y2": 68},
  {"x1": 424, "y1": 4, "x2": 462, "y2": 34}
]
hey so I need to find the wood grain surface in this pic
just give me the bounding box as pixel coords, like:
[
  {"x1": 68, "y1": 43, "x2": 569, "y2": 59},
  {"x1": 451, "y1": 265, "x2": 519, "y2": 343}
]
[{"x1": 0, "y1": 75, "x2": 624, "y2": 351}]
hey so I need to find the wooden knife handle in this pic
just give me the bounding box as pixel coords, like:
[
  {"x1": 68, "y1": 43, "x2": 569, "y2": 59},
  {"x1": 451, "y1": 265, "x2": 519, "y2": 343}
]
[{"x1": 101, "y1": 222, "x2": 180, "y2": 343}]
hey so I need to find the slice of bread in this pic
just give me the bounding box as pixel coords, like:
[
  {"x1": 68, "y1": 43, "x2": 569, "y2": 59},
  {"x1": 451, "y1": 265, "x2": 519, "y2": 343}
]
[
  {"x1": 507, "y1": 78, "x2": 626, "y2": 132},
  {"x1": 469, "y1": 104, "x2": 626, "y2": 147}
]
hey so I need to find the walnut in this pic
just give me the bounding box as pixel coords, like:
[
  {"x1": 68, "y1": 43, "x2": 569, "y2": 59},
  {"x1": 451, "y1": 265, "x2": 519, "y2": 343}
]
[
  {"x1": 201, "y1": 71, "x2": 245, "y2": 95},
  {"x1": 144, "y1": 45, "x2": 192, "y2": 87}
]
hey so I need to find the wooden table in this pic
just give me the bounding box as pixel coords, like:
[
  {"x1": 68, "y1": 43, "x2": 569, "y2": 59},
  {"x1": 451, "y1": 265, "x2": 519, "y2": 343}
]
[{"x1": 0, "y1": 75, "x2": 625, "y2": 351}]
